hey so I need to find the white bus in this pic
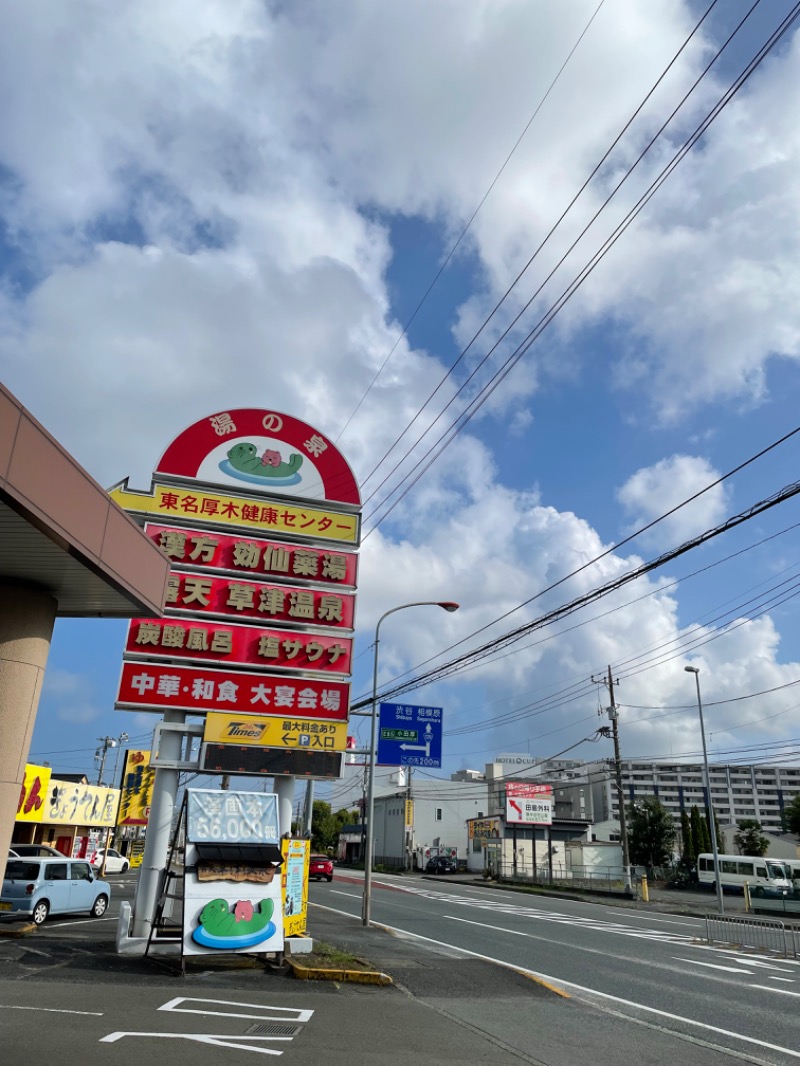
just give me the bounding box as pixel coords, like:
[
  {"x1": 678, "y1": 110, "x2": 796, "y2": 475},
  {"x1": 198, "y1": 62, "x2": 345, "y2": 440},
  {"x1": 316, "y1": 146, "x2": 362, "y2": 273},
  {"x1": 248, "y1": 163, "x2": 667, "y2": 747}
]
[{"x1": 697, "y1": 853, "x2": 792, "y2": 895}]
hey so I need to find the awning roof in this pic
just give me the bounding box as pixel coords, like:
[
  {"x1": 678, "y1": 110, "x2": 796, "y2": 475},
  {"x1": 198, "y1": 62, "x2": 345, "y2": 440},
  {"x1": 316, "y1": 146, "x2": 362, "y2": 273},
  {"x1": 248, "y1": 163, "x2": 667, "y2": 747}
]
[{"x1": 0, "y1": 384, "x2": 169, "y2": 617}]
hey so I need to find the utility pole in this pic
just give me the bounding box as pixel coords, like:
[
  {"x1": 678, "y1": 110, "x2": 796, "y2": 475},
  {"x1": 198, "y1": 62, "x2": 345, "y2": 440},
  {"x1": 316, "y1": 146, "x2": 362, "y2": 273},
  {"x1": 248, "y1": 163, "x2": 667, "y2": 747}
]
[
  {"x1": 405, "y1": 766, "x2": 413, "y2": 870},
  {"x1": 95, "y1": 736, "x2": 118, "y2": 786},
  {"x1": 592, "y1": 667, "x2": 633, "y2": 895}
]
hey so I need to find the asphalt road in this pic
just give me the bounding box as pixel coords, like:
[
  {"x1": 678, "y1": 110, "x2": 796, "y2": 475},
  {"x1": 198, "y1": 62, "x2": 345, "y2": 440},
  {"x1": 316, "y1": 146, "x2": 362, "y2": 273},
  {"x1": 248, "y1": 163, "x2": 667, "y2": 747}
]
[
  {"x1": 2, "y1": 869, "x2": 799, "y2": 1065},
  {"x1": 313, "y1": 871, "x2": 800, "y2": 1065}
]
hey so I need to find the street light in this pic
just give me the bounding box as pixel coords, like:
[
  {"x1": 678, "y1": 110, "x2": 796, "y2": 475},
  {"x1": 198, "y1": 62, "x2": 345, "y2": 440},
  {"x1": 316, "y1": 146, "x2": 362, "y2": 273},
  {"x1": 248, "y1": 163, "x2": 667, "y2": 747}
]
[
  {"x1": 362, "y1": 600, "x2": 459, "y2": 926},
  {"x1": 685, "y1": 666, "x2": 724, "y2": 915}
]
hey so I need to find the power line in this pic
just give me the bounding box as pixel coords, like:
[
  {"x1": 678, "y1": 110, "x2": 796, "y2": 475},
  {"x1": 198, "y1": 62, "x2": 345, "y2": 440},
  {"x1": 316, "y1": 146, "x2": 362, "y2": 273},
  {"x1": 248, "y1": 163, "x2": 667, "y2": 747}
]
[
  {"x1": 357, "y1": 0, "x2": 724, "y2": 505},
  {"x1": 335, "y1": 0, "x2": 609, "y2": 448}
]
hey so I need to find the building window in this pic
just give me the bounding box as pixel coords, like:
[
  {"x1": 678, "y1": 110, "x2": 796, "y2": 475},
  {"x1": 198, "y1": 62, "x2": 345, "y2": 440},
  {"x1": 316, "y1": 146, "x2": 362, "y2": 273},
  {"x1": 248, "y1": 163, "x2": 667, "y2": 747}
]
[{"x1": 435, "y1": 808, "x2": 443, "y2": 821}]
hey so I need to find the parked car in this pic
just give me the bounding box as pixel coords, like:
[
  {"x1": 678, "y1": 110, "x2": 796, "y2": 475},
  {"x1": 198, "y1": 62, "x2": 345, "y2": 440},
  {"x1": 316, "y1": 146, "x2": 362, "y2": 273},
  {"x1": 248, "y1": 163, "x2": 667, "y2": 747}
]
[
  {"x1": 7, "y1": 849, "x2": 19, "y2": 859},
  {"x1": 90, "y1": 848, "x2": 130, "y2": 874},
  {"x1": 425, "y1": 856, "x2": 457, "y2": 874},
  {"x1": 9, "y1": 844, "x2": 62, "y2": 857},
  {"x1": 309, "y1": 855, "x2": 334, "y2": 882},
  {"x1": 1, "y1": 857, "x2": 110, "y2": 925}
]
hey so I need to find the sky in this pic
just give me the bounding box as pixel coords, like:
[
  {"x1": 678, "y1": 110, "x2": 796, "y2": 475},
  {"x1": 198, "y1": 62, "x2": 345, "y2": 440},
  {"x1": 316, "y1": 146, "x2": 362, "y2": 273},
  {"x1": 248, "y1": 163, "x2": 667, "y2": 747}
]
[{"x1": 3, "y1": 0, "x2": 800, "y2": 810}]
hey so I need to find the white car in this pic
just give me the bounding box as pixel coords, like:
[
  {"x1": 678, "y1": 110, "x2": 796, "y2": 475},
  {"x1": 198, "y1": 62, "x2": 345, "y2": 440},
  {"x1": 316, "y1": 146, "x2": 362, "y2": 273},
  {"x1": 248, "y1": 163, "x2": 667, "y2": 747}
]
[{"x1": 90, "y1": 848, "x2": 130, "y2": 874}]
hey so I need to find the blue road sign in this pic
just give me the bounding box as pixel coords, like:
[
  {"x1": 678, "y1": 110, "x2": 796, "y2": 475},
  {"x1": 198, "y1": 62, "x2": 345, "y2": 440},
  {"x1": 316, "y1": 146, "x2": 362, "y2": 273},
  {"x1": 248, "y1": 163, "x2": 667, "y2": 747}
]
[{"x1": 377, "y1": 702, "x2": 443, "y2": 767}]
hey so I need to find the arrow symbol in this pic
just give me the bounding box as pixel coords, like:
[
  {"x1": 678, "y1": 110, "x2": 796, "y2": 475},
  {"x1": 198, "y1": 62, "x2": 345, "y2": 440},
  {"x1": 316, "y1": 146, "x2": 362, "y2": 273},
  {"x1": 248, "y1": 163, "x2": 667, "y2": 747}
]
[
  {"x1": 509, "y1": 799, "x2": 523, "y2": 817},
  {"x1": 282, "y1": 733, "x2": 292, "y2": 744}
]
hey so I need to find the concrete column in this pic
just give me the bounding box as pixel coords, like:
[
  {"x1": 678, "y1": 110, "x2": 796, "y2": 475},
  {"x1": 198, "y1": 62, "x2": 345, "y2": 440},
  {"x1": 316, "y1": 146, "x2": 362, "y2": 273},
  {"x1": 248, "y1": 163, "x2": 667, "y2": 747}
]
[
  {"x1": 0, "y1": 584, "x2": 57, "y2": 880},
  {"x1": 273, "y1": 775, "x2": 295, "y2": 838}
]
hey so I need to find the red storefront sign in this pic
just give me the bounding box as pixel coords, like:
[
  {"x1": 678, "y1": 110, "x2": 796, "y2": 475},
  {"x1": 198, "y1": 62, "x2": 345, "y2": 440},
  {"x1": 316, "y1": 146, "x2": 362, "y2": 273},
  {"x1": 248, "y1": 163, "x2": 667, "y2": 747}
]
[
  {"x1": 125, "y1": 617, "x2": 352, "y2": 675},
  {"x1": 116, "y1": 662, "x2": 350, "y2": 720},
  {"x1": 146, "y1": 523, "x2": 358, "y2": 588},
  {"x1": 162, "y1": 571, "x2": 355, "y2": 629}
]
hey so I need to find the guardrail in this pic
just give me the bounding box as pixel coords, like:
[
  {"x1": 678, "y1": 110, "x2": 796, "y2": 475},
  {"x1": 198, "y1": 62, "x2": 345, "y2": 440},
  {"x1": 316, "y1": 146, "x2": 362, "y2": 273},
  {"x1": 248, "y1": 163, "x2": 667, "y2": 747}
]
[
  {"x1": 705, "y1": 913, "x2": 799, "y2": 958},
  {"x1": 493, "y1": 861, "x2": 631, "y2": 892}
]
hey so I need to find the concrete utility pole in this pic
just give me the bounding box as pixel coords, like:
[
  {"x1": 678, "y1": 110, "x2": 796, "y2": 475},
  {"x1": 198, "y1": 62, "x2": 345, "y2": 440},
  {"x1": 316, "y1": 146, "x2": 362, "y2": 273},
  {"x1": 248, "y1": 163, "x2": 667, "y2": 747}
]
[
  {"x1": 593, "y1": 667, "x2": 633, "y2": 895},
  {"x1": 95, "y1": 736, "x2": 118, "y2": 786}
]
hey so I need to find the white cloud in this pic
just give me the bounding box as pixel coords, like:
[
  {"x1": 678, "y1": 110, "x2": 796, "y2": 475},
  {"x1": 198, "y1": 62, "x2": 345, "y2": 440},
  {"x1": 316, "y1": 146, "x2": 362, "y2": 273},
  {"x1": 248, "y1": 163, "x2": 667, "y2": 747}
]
[
  {"x1": 616, "y1": 455, "x2": 730, "y2": 547},
  {"x1": 42, "y1": 669, "x2": 103, "y2": 726},
  {"x1": 3, "y1": 2, "x2": 800, "y2": 773}
]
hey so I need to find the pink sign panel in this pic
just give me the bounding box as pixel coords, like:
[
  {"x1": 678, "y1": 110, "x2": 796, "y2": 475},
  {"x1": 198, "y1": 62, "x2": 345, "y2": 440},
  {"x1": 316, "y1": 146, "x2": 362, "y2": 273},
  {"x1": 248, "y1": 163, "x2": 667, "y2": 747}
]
[
  {"x1": 505, "y1": 783, "x2": 553, "y2": 797},
  {"x1": 125, "y1": 617, "x2": 352, "y2": 675},
  {"x1": 162, "y1": 571, "x2": 354, "y2": 630},
  {"x1": 145, "y1": 523, "x2": 358, "y2": 589},
  {"x1": 116, "y1": 662, "x2": 350, "y2": 720}
]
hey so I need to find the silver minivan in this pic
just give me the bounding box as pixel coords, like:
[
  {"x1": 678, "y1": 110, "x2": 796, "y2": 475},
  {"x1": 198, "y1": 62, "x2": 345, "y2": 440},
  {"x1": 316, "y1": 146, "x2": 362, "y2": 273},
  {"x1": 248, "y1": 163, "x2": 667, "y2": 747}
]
[{"x1": 1, "y1": 857, "x2": 111, "y2": 925}]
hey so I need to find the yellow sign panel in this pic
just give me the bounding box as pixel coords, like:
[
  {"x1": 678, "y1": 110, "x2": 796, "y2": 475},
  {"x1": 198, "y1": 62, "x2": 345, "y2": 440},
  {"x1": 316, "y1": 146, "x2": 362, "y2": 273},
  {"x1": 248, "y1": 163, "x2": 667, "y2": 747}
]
[
  {"x1": 17, "y1": 764, "x2": 52, "y2": 823},
  {"x1": 117, "y1": 750, "x2": 155, "y2": 826},
  {"x1": 47, "y1": 783, "x2": 120, "y2": 827},
  {"x1": 281, "y1": 838, "x2": 309, "y2": 937},
  {"x1": 405, "y1": 799, "x2": 414, "y2": 829},
  {"x1": 468, "y1": 816, "x2": 502, "y2": 840},
  {"x1": 109, "y1": 482, "x2": 359, "y2": 545},
  {"x1": 204, "y1": 712, "x2": 347, "y2": 751}
]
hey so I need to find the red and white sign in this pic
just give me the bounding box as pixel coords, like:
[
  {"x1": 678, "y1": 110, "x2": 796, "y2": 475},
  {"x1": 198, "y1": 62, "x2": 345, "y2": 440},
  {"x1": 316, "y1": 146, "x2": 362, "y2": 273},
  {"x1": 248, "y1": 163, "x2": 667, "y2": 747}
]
[
  {"x1": 116, "y1": 662, "x2": 350, "y2": 720},
  {"x1": 126, "y1": 617, "x2": 352, "y2": 675},
  {"x1": 505, "y1": 783, "x2": 553, "y2": 825},
  {"x1": 162, "y1": 571, "x2": 355, "y2": 629},
  {"x1": 505, "y1": 783, "x2": 553, "y2": 798},
  {"x1": 146, "y1": 523, "x2": 358, "y2": 588},
  {"x1": 156, "y1": 409, "x2": 361, "y2": 506}
]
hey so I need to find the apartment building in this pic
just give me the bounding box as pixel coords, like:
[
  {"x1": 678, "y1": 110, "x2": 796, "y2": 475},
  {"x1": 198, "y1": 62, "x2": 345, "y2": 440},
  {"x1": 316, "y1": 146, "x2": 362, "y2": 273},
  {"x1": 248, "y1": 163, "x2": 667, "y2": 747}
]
[{"x1": 583, "y1": 759, "x2": 800, "y2": 832}]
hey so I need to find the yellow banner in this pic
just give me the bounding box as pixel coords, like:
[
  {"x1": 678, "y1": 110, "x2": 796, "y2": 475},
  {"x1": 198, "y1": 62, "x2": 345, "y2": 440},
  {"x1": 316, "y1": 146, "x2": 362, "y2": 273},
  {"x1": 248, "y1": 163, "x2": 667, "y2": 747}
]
[
  {"x1": 117, "y1": 750, "x2": 155, "y2": 826},
  {"x1": 405, "y1": 799, "x2": 414, "y2": 829},
  {"x1": 17, "y1": 764, "x2": 52, "y2": 823},
  {"x1": 110, "y1": 482, "x2": 359, "y2": 544},
  {"x1": 204, "y1": 712, "x2": 347, "y2": 751},
  {"x1": 281, "y1": 838, "x2": 309, "y2": 937},
  {"x1": 47, "y1": 783, "x2": 120, "y2": 827},
  {"x1": 468, "y1": 816, "x2": 502, "y2": 840}
]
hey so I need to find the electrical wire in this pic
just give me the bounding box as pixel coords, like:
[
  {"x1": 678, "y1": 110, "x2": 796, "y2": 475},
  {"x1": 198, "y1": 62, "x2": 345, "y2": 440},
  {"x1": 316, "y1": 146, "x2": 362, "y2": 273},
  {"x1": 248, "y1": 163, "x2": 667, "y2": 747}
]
[{"x1": 335, "y1": 0, "x2": 609, "y2": 448}]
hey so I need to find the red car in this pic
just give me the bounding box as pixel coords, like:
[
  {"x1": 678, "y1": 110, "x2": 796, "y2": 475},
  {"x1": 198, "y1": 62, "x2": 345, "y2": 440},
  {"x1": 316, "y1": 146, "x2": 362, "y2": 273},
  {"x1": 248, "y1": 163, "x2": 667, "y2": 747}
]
[{"x1": 309, "y1": 855, "x2": 334, "y2": 882}]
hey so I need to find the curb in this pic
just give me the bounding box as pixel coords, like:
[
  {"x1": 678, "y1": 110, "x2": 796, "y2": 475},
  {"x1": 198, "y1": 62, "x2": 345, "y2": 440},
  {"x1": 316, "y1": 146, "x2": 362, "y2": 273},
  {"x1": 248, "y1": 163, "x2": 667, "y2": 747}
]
[
  {"x1": 0, "y1": 921, "x2": 37, "y2": 938},
  {"x1": 286, "y1": 958, "x2": 393, "y2": 985}
]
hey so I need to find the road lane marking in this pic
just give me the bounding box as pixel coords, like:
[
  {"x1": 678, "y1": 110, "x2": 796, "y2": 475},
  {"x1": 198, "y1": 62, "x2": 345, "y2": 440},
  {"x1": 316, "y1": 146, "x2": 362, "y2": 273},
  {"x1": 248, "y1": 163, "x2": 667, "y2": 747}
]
[
  {"x1": 672, "y1": 957, "x2": 753, "y2": 974},
  {"x1": 158, "y1": 997, "x2": 313, "y2": 1023},
  {"x1": 0, "y1": 1005, "x2": 104, "y2": 1015},
  {"x1": 768, "y1": 977, "x2": 796, "y2": 982},
  {"x1": 310, "y1": 902, "x2": 800, "y2": 1061},
  {"x1": 604, "y1": 911, "x2": 699, "y2": 927},
  {"x1": 749, "y1": 984, "x2": 800, "y2": 998},
  {"x1": 330, "y1": 890, "x2": 361, "y2": 899},
  {"x1": 47, "y1": 916, "x2": 118, "y2": 928},
  {"x1": 100, "y1": 1032, "x2": 291, "y2": 1054}
]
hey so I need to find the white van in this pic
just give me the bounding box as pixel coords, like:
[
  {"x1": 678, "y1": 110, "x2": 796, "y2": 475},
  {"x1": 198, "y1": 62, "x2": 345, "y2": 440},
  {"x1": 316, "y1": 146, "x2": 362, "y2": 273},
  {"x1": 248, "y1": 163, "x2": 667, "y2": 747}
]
[{"x1": 697, "y1": 853, "x2": 792, "y2": 896}]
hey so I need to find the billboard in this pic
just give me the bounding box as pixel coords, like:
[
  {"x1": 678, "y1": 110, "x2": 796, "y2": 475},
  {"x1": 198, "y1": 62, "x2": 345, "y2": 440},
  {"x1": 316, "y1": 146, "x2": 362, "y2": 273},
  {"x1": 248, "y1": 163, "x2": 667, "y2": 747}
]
[
  {"x1": 47, "y1": 783, "x2": 119, "y2": 827},
  {"x1": 117, "y1": 750, "x2": 155, "y2": 826},
  {"x1": 505, "y1": 783, "x2": 553, "y2": 825},
  {"x1": 204, "y1": 711, "x2": 347, "y2": 751},
  {"x1": 16, "y1": 764, "x2": 52, "y2": 823}
]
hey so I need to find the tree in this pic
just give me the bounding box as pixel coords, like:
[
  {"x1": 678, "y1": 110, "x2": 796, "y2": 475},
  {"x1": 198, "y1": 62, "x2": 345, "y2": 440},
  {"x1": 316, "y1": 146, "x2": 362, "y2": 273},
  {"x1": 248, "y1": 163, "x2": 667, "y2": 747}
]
[
  {"x1": 680, "y1": 811, "x2": 695, "y2": 870},
  {"x1": 310, "y1": 801, "x2": 359, "y2": 853},
  {"x1": 690, "y1": 805, "x2": 704, "y2": 859},
  {"x1": 699, "y1": 814, "x2": 712, "y2": 854},
  {"x1": 627, "y1": 798, "x2": 676, "y2": 872},
  {"x1": 785, "y1": 794, "x2": 800, "y2": 836},
  {"x1": 733, "y1": 819, "x2": 770, "y2": 857}
]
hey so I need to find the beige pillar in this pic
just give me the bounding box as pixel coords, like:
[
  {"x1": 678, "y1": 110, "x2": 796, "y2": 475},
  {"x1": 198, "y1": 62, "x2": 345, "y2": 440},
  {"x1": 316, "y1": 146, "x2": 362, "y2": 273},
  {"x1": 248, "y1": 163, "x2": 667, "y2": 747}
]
[{"x1": 0, "y1": 584, "x2": 57, "y2": 880}]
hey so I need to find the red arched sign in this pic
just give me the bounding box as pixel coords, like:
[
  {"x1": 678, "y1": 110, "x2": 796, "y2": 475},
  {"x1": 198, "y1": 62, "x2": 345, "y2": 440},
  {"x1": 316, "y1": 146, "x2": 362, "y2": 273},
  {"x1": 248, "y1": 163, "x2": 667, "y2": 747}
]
[{"x1": 156, "y1": 409, "x2": 361, "y2": 506}]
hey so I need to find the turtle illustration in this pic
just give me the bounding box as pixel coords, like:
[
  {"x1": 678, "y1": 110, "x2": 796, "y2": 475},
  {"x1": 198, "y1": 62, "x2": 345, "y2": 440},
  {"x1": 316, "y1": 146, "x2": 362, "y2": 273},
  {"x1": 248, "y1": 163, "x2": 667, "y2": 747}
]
[
  {"x1": 226, "y1": 442, "x2": 303, "y2": 479},
  {"x1": 193, "y1": 897, "x2": 274, "y2": 942}
]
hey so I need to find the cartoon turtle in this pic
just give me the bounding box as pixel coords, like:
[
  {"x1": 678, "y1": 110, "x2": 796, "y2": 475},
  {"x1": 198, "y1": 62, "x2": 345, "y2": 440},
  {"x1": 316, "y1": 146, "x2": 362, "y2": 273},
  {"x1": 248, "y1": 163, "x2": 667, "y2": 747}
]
[
  {"x1": 194, "y1": 897, "x2": 274, "y2": 940},
  {"x1": 226, "y1": 442, "x2": 303, "y2": 479}
]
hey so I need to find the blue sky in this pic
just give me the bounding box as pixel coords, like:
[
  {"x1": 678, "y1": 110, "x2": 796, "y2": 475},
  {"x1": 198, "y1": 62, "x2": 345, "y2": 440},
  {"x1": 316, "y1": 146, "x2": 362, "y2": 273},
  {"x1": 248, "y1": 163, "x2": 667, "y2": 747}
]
[{"x1": 3, "y1": 1, "x2": 800, "y2": 806}]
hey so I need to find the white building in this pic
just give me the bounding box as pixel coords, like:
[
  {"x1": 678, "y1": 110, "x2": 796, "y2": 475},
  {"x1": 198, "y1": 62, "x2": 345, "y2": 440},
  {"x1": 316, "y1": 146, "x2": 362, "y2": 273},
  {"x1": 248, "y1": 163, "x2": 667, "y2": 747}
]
[{"x1": 371, "y1": 776, "x2": 489, "y2": 868}]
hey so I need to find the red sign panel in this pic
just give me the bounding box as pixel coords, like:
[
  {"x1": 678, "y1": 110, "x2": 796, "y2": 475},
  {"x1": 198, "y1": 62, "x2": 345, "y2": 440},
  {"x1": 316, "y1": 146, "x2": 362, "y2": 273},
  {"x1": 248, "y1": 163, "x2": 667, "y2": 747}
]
[
  {"x1": 146, "y1": 523, "x2": 358, "y2": 588},
  {"x1": 505, "y1": 783, "x2": 553, "y2": 798},
  {"x1": 126, "y1": 617, "x2": 352, "y2": 675},
  {"x1": 163, "y1": 571, "x2": 354, "y2": 630},
  {"x1": 155, "y1": 408, "x2": 361, "y2": 506},
  {"x1": 116, "y1": 662, "x2": 350, "y2": 720}
]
